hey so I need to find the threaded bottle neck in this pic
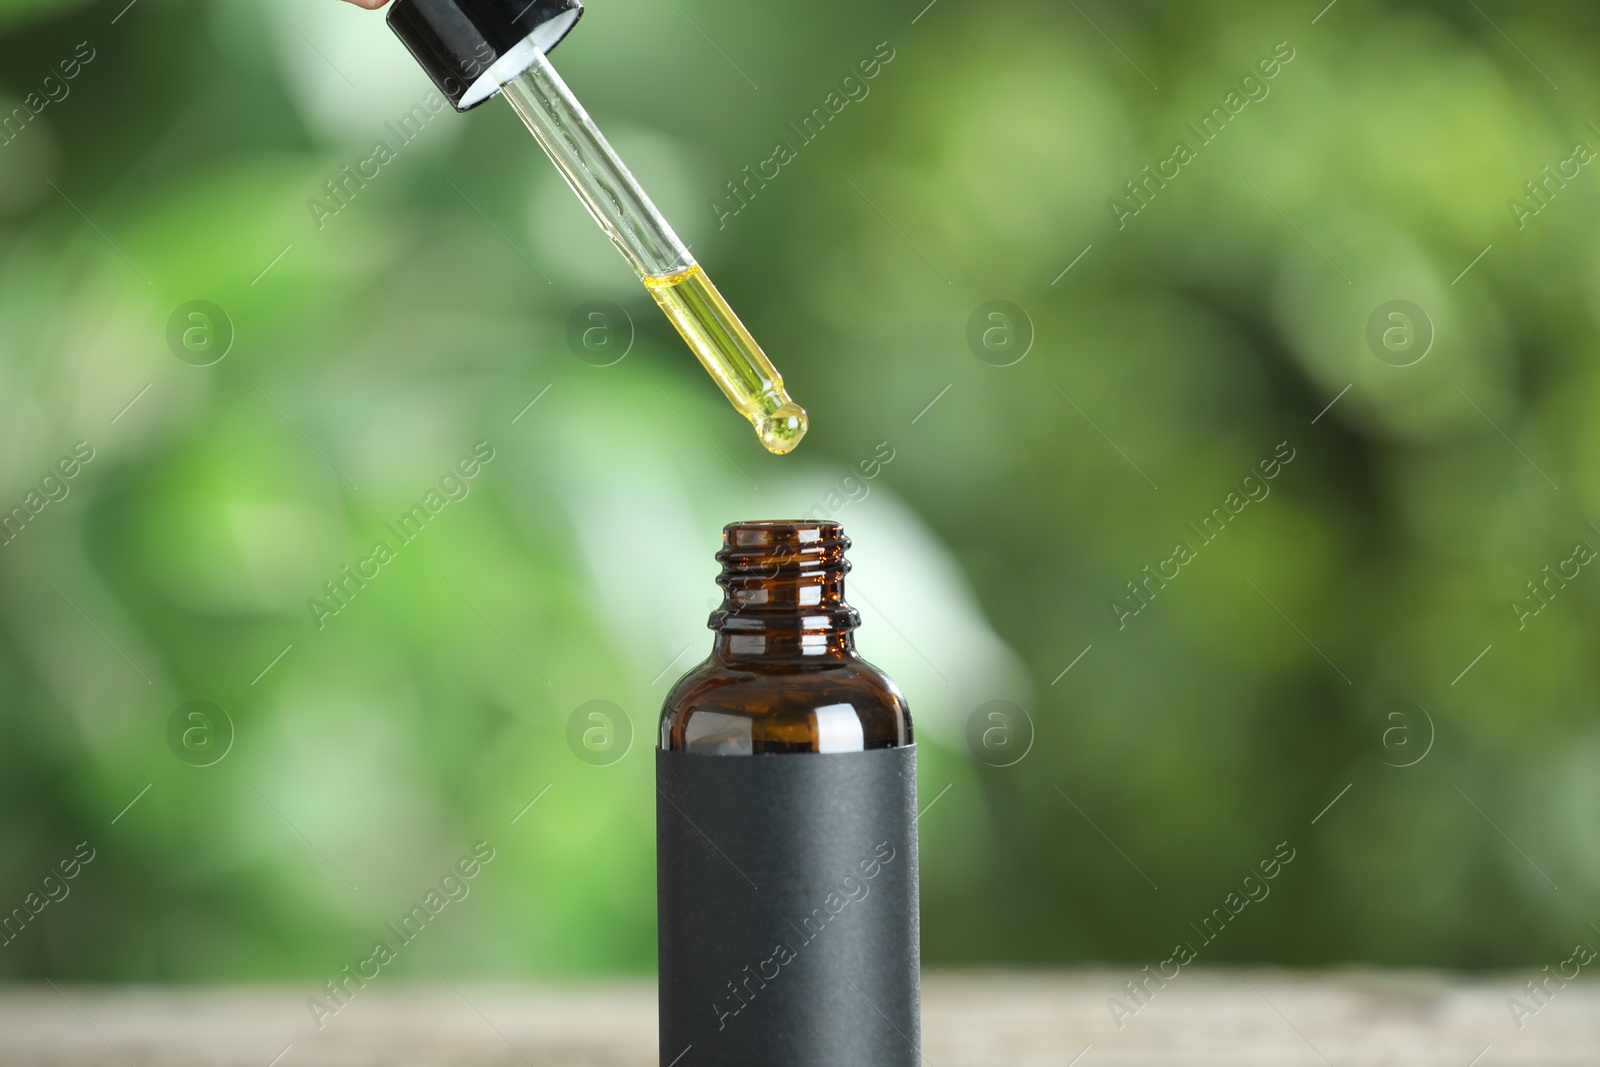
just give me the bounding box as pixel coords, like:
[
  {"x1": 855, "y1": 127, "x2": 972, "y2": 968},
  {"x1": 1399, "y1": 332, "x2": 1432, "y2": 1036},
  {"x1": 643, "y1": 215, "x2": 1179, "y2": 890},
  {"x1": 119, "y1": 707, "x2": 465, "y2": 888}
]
[{"x1": 710, "y1": 520, "x2": 859, "y2": 659}]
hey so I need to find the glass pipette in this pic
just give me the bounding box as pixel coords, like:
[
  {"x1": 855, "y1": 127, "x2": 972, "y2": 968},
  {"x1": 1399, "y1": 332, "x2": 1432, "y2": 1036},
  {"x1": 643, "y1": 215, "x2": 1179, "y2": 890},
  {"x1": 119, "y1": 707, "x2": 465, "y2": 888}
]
[{"x1": 501, "y1": 52, "x2": 807, "y2": 455}]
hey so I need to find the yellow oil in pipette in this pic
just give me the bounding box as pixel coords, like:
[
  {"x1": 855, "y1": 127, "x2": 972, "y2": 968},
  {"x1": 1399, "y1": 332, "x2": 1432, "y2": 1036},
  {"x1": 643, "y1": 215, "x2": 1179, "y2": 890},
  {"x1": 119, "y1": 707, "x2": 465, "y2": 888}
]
[
  {"x1": 643, "y1": 266, "x2": 807, "y2": 455},
  {"x1": 497, "y1": 54, "x2": 808, "y2": 455}
]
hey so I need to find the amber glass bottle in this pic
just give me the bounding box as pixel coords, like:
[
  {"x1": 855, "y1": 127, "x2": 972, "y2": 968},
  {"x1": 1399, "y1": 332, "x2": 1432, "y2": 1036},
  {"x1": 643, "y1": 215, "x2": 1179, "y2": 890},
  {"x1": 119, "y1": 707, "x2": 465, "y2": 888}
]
[{"x1": 657, "y1": 520, "x2": 920, "y2": 1066}]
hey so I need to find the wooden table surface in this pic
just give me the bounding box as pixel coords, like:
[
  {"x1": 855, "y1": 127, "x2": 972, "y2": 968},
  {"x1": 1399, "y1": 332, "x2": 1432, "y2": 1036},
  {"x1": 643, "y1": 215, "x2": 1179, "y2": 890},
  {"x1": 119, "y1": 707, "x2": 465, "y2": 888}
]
[{"x1": 5, "y1": 971, "x2": 1594, "y2": 1065}]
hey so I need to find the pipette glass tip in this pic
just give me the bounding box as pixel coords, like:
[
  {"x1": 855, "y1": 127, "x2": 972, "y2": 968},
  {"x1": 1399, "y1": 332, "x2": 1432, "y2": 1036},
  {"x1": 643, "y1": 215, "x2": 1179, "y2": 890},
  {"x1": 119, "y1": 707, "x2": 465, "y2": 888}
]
[{"x1": 500, "y1": 52, "x2": 808, "y2": 455}]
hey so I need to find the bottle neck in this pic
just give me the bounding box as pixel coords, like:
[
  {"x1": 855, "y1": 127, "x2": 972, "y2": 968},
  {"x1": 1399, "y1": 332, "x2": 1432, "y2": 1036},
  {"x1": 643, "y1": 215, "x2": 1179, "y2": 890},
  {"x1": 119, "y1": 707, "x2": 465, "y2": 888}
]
[
  {"x1": 709, "y1": 521, "x2": 860, "y2": 663},
  {"x1": 712, "y1": 631, "x2": 857, "y2": 661}
]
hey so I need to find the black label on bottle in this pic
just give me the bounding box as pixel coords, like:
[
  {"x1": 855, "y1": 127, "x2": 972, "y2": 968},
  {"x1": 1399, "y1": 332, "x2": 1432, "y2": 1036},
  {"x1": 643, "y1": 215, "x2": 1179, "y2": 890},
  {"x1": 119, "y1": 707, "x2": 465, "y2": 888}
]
[{"x1": 656, "y1": 746, "x2": 921, "y2": 1067}]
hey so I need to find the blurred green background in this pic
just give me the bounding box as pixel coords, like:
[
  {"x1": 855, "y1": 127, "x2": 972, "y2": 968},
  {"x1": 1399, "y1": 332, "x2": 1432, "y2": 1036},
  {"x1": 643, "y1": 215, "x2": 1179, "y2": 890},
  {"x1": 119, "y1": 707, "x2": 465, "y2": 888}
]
[{"x1": 2, "y1": 0, "x2": 1598, "y2": 984}]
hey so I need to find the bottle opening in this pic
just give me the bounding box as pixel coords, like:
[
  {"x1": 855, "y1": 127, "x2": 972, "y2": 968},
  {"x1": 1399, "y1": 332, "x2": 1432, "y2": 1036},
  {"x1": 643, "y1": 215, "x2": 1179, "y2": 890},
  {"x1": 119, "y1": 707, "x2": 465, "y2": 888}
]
[{"x1": 711, "y1": 520, "x2": 859, "y2": 637}]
